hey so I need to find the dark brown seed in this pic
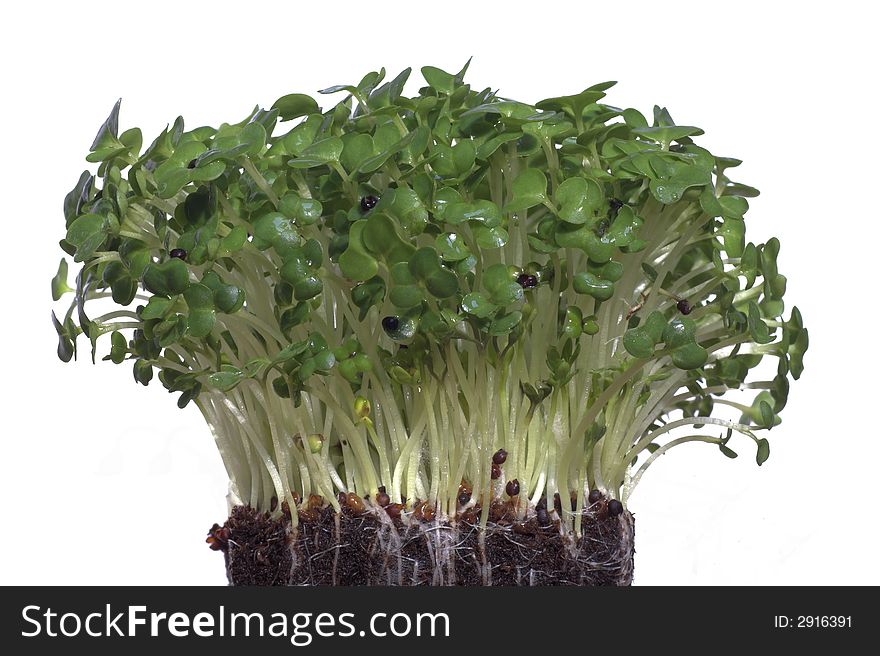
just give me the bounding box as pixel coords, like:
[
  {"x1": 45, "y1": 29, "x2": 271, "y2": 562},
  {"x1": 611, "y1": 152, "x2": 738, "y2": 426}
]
[
  {"x1": 512, "y1": 521, "x2": 532, "y2": 535},
  {"x1": 588, "y1": 489, "x2": 603, "y2": 504},
  {"x1": 492, "y1": 449, "x2": 508, "y2": 465},
  {"x1": 491, "y1": 463, "x2": 502, "y2": 479},
  {"x1": 677, "y1": 299, "x2": 692, "y2": 315},
  {"x1": 608, "y1": 499, "x2": 624, "y2": 517},
  {"x1": 270, "y1": 496, "x2": 278, "y2": 512},
  {"x1": 385, "y1": 503, "x2": 403, "y2": 520},
  {"x1": 292, "y1": 491, "x2": 302, "y2": 505},
  {"x1": 307, "y1": 494, "x2": 323, "y2": 510},
  {"x1": 458, "y1": 491, "x2": 471, "y2": 506},
  {"x1": 360, "y1": 195, "x2": 379, "y2": 212},
  {"x1": 516, "y1": 273, "x2": 538, "y2": 289},
  {"x1": 281, "y1": 501, "x2": 291, "y2": 517},
  {"x1": 206, "y1": 523, "x2": 230, "y2": 551},
  {"x1": 536, "y1": 506, "x2": 549, "y2": 525},
  {"x1": 382, "y1": 316, "x2": 400, "y2": 332},
  {"x1": 346, "y1": 493, "x2": 365, "y2": 514},
  {"x1": 375, "y1": 491, "x2": 390, "y2": 507},
  {"x1": 169, "y1": 248, "x2": 187, "y2": 260},
  {"x1": 422, "y1": 504, "x2": 435, "y2": 522},
  {"x1": 554, "y1": 493, "x2": 562, "y2": 514},
  {"x1": 506, "y1": 479, "x2": 520, "y2": 497}
]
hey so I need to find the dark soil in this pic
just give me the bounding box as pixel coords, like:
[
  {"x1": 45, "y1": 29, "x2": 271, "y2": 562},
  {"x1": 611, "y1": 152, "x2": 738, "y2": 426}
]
[{"x1": 215, "y1": 500, "x2": 635, "y2": 586}]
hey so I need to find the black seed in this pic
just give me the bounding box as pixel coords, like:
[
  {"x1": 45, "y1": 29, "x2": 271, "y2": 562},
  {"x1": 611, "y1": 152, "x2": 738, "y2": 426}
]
[
  {"x1": 458, "y1": 491, "x2": 471, "y2": 506},
  {"x1": 169, "y1": 248, "x2": 187, "y2": 260},
  {"x1": 492, "y1": 448, "x2": 508, "y2": 465},
  {"x1": 607, "y1": 499, "x2": 624, "y2": 517},
  {"x1": 491, "y1": 463, "x2": 502, "y2": 480},
  {"x1": 381, "y1": 316, "x2": 400, "y2": 331},
  {"x1": 536, "y1": 506, "x2": 549, "y2": 525},
  {"x1": 360, "y1": 195, "x2": 379, "y2": 212},
  {"x1": 553, "y1": 493, "x2": 562, "y2": 513},
  {"x1": 677, "y1": 299, "x2": 692, "y2": 315},
  {"x1": 588, "y1": 489, "x2": 602, "y2": 504},
  {"x1": 187, "y1": 159, "x2": 198, "y2": 169},
  {"x1": 516, "y1": 273, "x2": 538, "y2": 289},
  {"x1": 506, "y1": 479, "x2": 520, "y2": 497}
]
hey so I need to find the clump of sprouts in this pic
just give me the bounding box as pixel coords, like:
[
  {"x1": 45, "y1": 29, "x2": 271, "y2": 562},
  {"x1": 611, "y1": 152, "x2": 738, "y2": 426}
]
[{"x1": 51, "y1": 63, "x2": 808, "y2": 535}]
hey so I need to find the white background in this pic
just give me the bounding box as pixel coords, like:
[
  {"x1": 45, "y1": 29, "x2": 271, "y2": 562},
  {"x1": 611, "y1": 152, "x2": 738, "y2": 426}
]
[{"x1": 1, "y1": 0, "x2": 877, "y2": 585}]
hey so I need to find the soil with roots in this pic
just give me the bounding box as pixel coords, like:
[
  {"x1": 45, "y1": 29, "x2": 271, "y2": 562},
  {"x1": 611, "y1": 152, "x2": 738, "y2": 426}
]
[{"x1": 213, "y1": 497, "x2": 635, "y2": 586}]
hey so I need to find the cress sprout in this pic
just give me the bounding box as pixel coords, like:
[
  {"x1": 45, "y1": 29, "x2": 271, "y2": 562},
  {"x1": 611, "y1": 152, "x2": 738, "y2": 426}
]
[{"x1": 51, "y1": 62, "x2": 808, "y2": 535}]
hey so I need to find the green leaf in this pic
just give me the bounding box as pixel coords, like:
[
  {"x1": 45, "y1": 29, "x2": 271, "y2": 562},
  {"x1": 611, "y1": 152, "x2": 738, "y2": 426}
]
[
  {"x1": 208, "y1": 367, "x2": 245, "y2": 392},
  {"x1": 340, "y1": 133, "x2": 375, "y2": 172},
  {"x1": 443, "y1": 200, "x2": 502, "y2": 227},
  {"x1": 633, "y1": 125, "x2": 704, "y2": 148},
  {"x1": 473, "y1": 225, "x2": 508, "y2": 249},
  {"x1": 88, "y1": 98, "x2": 124, "y2": 158},
  {"x1": 505, "y1": 169, "x2": 548, "y2": 212},
  {"x1": 288, "y1": 136, "x2": 343, "y2": 168},
  {"x1": 66, "y1": 214, "x2": 107, "y2": 262},
  {"x1": 572, "y1": 272, "x2": 614, "y2": 301},
  {"x1": 483, "y1": 263, "x2": 523, "y2": 305},
  {"x1": 272, "y1": 93, "x2": 320, "y2": 121},
  {"x1": 435, "y1": 232, "x2": 471, "y2": 261},
  {"x1": 143, "y1": 259, "x2": 190, "y2": 296},
  {"x1": 461, "y1": 292, "x2": 498, "y2": 318},
  {"x1": 252, "y1": 212, "x2": 301, "y2": 251},
  {"x1": 421, "y1": 65, "x2": 457, "y2": 93},
  {"x1": 555, "y1": 176, "x2": 603, "y2": 224},
  {"x1": 623, "y1": 328, "x2": 654, "y2": 358},
  {"x1": 389, "y1": 282, "x2": 423, "y2": 308},
  {"x1": 748, "y1": 302, "x2": 772, "y2": 344},
  {"x1": 339, "y1": 221, "x2": 379, "y2": 281},
  {"x1": 361, "y1": 213, "x2": 415, "y2": 264},
  {"x1": 409, "y1": 247, "x2": 458, "y2": 298},
  {"x1": 141, "y1": 296, "x2": 173, "y2": 320},
  {"x1": 184, "y1": 283, "x2": 216, "y2": 338},
  {"x1": 52, "y1": 311, "x2": 76, "y2": 362},
  {"x1": 663, "y1": 318, "x2": 698, "y2": 349},
  {"x1": 51, "y1": 259, "x2": 73, "y2": 300},
  {"x1": 214, "y1": 284, "x2": 245, "y2": 314},
  {"x1": 107, "y1": 331, "x2": 127, "y2": 364},
  {"x1": 671, "y1": 343, "x2": 708, "y2": 369},
  {"x1": 756, "y1": 438, "x2": 770, "y2": 466},
  {"x1": 489, "y1": 311, "x2": 522, "y2": 336},
  {"x1": 719, "y1": 218, "x2": 746, "y2": 258},
  {"x1": 536, "y1": 87, "x2": 609, "y2": 121}
]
